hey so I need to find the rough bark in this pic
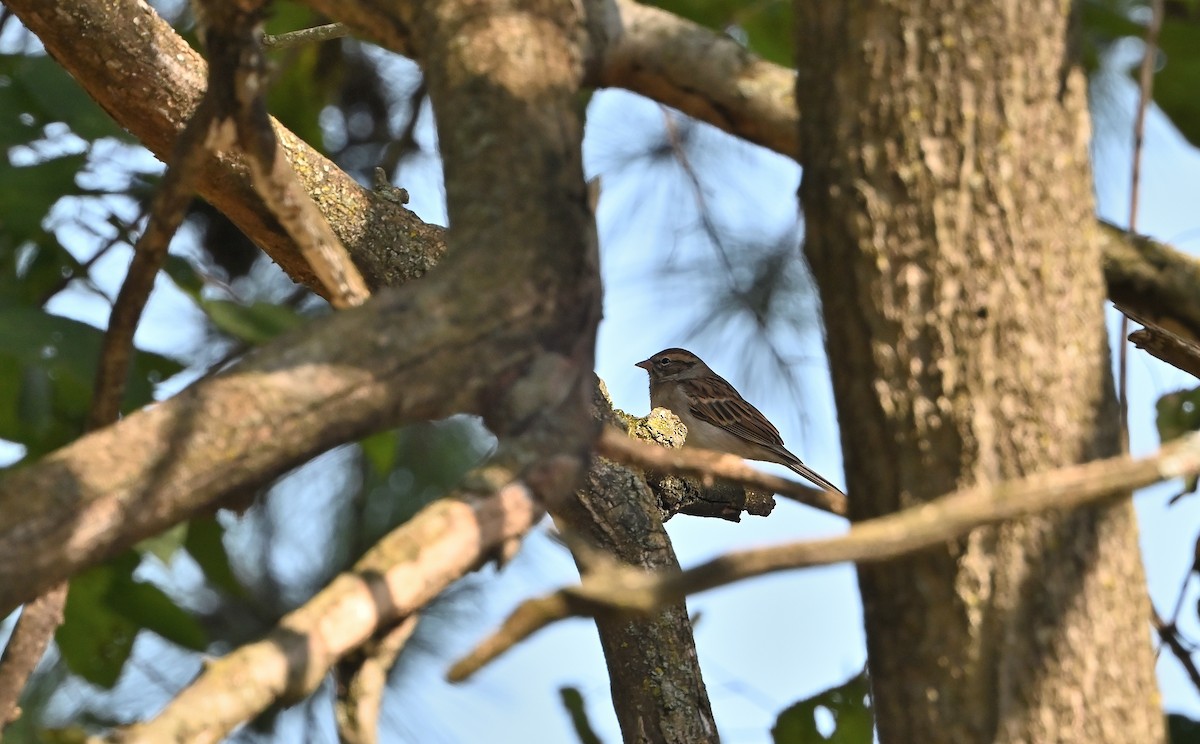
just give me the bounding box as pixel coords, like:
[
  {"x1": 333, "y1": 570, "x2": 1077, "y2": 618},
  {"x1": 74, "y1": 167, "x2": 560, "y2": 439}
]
[
  {"x1": 0, "y1": 0, "x2": 603, "y2": 619},
  {"x1": 0, "y1": 285, "x2": 541, "y2": 615},
  {"x1": 5, "y1": 0, "x2": 444, "y2": 295},
  {"x1": 12, "y1": 0, "x2": 1200, "y2": 344},
  {"x1": 545, "y1": 384, "x2": 718, "y2": 744},
  {"x1": 794, "y1": 2, "x2": 1162, "y2": 742}
]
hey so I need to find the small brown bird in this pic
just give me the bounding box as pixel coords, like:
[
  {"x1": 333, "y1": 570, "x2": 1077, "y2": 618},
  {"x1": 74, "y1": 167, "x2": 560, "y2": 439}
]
[{"x1": 636, "y1": 348, "x2": 844, "y2": 496}]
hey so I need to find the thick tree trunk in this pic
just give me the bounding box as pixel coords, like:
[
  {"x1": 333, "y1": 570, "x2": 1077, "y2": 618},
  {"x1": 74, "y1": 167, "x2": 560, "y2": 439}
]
[{"x1": 794, "y1": 2, "x2": 1162, "y2": 742}]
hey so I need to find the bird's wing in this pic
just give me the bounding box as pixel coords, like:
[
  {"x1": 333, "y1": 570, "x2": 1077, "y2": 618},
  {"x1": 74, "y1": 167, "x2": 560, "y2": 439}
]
[{"x1": 683, "y1": 374, "x2": 786, "y2": 448}]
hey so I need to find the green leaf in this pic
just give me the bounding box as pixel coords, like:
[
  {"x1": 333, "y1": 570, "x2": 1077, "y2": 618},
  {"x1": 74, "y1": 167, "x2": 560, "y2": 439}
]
[
  {"x1": 184, "y1": 516, "x2": 245, "y2": 597},
  {"x1": 263, "y1": 3, "x2": 336, "y2": 151},
  {"x1": 0, "y1": 232, "x2": 84, "y2": 308},
  {"x1": 109, "y1": 577, "x2": 207, "y2": 652},
  {"x1": 1156, "y1": 8, "x2": 1200, "y2": 148},
  {"x1": 136, "y1": 522, "x2": 189, "y2": 565},
  {"x1": 0, "y1": 307, "x2": 182, "y2": 456},
  {"x1": 1156, "y1": 387, "x2": 1200, "y2": 443},
  {"x1": 649, "y1": 0, "x2": 792, "y2": 65},
  {"x1": 58, "y1": 551, "x2": 208, "y2": 688},
  {"x1": 162, "y1": 254, "x2": 206, "y2": 299},
  {"x1": 201, "y1": 299, "x2": 304, "y2": 344},
  {"x1": 558, "y1": 687, "x2": 603, "y2": 744},
  {"x1": 0, "y1": 155, "x2": 88, "y2": 243},
  {"x1": 1169, "y1": 712, "x2": 1200, "y2": 744},
  {"x1": 360, "y1": 430, "x2": 398, "y2": 475},
  {"x1": 1156, "y1": 387, "x2": 1200, "y2": 501},
  {"x1": 772, "y1": 671, "x2": 873, "y2": 744},
  {"x1": 0, "y1": 54, "x2": 126, "y2": 142},
  {"x1": 57, "y1": 557, "x2": 139, "y2": 688},
  {"x1": 1080, "y1": 0, "x2": 1144, "y2": 42}
]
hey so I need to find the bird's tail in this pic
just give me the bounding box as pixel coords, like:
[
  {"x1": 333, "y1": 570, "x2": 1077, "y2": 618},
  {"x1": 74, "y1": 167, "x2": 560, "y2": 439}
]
[{"x1": 783, "y1": 456, "x2": 845, "y2": 497}]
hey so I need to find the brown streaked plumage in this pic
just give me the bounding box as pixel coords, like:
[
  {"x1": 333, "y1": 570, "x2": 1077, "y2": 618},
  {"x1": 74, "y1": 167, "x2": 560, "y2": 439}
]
[{"x1": 636, "y1": 348, "x2": 845, "y2": 496}]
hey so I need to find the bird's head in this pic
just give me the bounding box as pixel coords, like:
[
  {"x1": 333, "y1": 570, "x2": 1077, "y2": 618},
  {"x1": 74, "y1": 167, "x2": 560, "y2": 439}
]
[{"x1": 635, "y1": 348, "x2": 707, "y2": 382}]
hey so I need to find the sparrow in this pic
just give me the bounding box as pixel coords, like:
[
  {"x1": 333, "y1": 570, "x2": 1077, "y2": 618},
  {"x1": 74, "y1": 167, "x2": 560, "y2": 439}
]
[{"x1": 636, "y1": 348, "x2": 845, "y2": 496}]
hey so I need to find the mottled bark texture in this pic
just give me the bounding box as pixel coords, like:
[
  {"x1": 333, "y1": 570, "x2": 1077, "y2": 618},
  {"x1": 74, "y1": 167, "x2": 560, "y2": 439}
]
[
  {"x1": 5, "y1": 0, "x2": 445, "y2": 295},
  {"x1": 794, "y1": 2, "x2": 1162, "y2": 742},
  {"x1": 544, "y1": 384, "x2": 719, "y2": 744}
]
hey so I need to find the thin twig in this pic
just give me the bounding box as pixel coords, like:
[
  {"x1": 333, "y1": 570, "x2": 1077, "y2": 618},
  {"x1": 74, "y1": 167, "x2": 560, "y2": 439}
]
[
  {"x1": 1120, "y1": 0, "x2": 1166, "y2": 445},
  {"x1": 88, "y1": 97, "x2": 216, "y2": 429},
  {"x1": 380, "y1": 79, "x2": 428, "y2": 176},
  {"x1": 449, "y1": 431, "x2": 1200, "y2": 680},
  {"x1": 36, "y1": 223, "x2": 128, "y2": 306},
  {"x1": 334, "y1": 615, "x2": 420, "y2": 744},
  {"x1": 262, "y1": 22, "x2": 347, "y2": 49},
  {"x1": 597, "y1": 426, "x2": 847, "y2": 516},
  {"x1": 1153, "y1": 607, "x2": 1200, "y2": 692},
  {"x1": 0, "y1": 585, "x2": 67, "y2": 727}
]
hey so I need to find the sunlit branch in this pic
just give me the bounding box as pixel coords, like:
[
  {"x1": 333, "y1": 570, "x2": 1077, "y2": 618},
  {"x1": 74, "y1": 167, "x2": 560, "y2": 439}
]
[
  {"x1": 449, "y1": 431, "x2": 1200, "y2": 680},
  {"x1": 199, "y1": 0, "x2": 370, "y2": 308},
  {"x1": 597, "y1": 426, "x2": 846, "y2": 516},
  {"x1": 113, "y1": 482, "x2": 540, "y2": 743}
]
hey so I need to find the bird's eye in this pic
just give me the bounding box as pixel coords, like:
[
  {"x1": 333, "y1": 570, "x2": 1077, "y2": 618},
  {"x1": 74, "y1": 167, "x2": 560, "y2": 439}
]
[{"x1": 657, "y1": 357, "x2": 671, "y2": 366}]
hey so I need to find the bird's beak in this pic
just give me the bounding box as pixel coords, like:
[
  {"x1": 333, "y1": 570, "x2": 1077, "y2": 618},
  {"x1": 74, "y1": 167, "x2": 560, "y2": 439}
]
[{"x1": 635, "y1": 358, "x2": 652, "y2": 371}]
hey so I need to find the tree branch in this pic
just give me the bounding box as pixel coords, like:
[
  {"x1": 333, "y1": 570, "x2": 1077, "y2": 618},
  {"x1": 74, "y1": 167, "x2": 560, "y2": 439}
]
[
  {"x1": 0, "y1": 279, "x2": 547, "y2": 616},
  {"x1": 1129, "y1": 325, "x2": 1200, "y2": 379},
  {"x1": 90, "y1": 99, "x2": 218, "y2": 427},
  {"x1": 5, "y1": 0, "x2": 445, "y2": 296},
  {"x1": 0, "y1": 99, "x2": 222, "y2": 726},
  {"x1": 263, "y1": 22, "x2": 348, "y2": 50},
  {"x1": 449, "y1": 431, "x2": 1200, "y2": 679},
  {"x1": 334, "y1": 616, "x2": 419, "y2": 744},
  {"x1": 599, "y1": 0, "x2": 798, "y2": 159},
  {"x1": 549, "y1": 383, "x2": 718, "y2": 742},
  {"x1": 111, "y1": 481, "x2": 541, "y2": 743},
  {"x1": 0, "y1": 585, "x2": 66, "y2": 728},
  {"x1": 198, "y1": 0, "x2": 370, "y2": 308},
  {"x1": 598, "y1": 426, "x2": 847, "y2": 516}
]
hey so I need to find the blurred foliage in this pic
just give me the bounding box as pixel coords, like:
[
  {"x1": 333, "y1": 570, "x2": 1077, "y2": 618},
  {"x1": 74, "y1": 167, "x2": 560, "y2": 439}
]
[
  {"x1": 57, "y1": 552, "x2": 207, "y2": 688},
  {"x1": 559, "y1": 686, "x2": 603, "y2": 744},
  {"x1": 0, "y1": 5, "x2": 447, "y2": 738},
  {"x1": 0, "y1": 306, "x2": 182, "y2": 457},
  {"x1": 1082, "y1": 0, "x2": 1200, "y2": 146},
  {"x1": 0, "y1": 54, "x2": 128, "y2": 143},
  {"x1": 648, "y1": 0, "x2": 791, "y2": 65},
  {"x1": 1155, "y1": 2, "x2": 1200, "y2": 147},
  {"x1": 1157, "y1": 387, "x2": 1200, "y2": 501},
  {"x1": 772, "y1": 671, "x2": 873, "y2": 744},
  {"x1": 185, "y1": 516, "x2": 247, "y2": 598},
  {"x1": 1172, "y1": 713, "x2": 1200, "y2": 743}
]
